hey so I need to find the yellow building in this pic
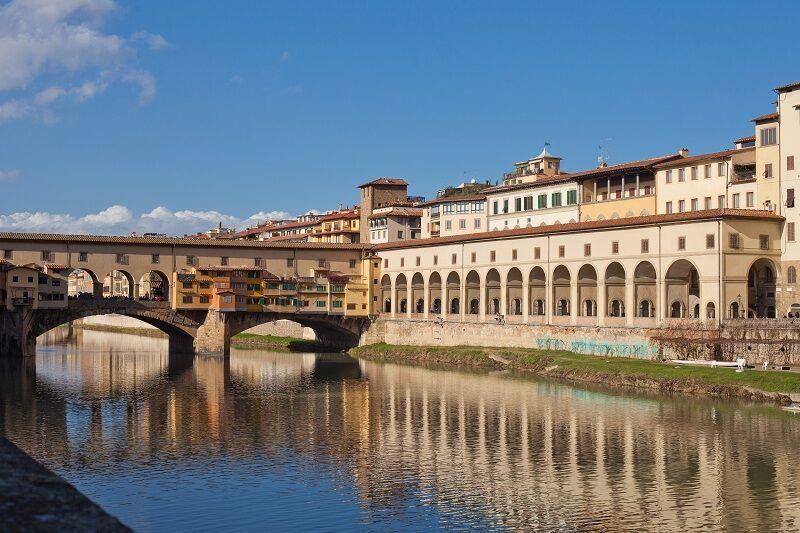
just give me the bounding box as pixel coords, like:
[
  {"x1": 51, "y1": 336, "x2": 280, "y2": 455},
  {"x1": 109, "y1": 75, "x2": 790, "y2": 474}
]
[{"x1": 308, "y1": 208, "x2": 361, "y2": 244}]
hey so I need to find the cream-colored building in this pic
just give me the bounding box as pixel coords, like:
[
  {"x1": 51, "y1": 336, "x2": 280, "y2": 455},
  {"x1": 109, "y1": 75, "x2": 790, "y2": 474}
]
[
  {"x1": 1, "y1": 264, "x2": 68, "y2": 310},
  {"x1": 420, "y1": 194, "x2": 486, "y2": 239},
  {"x1": 376, "y1": 210, "x2": 782, "y2": 323},
  {"x1": 368, "y1": 206, "x2": 422, "y2": 244}
]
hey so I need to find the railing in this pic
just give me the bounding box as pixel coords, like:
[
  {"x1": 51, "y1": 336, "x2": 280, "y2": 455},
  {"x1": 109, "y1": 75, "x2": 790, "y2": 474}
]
[
  {"x1": 731, "y1": 172, "x2": 756, "y2": 183},
  {"x1": 12, "y1": 297, "x2": 33, "y2": 306}
]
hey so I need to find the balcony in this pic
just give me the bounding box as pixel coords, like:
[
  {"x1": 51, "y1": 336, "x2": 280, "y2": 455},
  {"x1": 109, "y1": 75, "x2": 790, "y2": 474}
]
[
  {"x1": 731, "y1": 172, "x2": 756, "y2": 184},
  {"x1": 12, "y1": 297, "x2": 33, "y2": 306}
]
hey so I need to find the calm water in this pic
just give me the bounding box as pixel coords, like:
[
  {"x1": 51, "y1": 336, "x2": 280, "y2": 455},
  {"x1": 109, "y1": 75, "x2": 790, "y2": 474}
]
[{"x1": 2, "y1": 329, "x2": 800, "y2": 531}]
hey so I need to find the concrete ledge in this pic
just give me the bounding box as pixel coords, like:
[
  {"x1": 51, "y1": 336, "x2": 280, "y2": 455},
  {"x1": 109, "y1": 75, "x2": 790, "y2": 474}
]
[{"x1": 0, "y1": 436, "x2": 129, "y2": 532}]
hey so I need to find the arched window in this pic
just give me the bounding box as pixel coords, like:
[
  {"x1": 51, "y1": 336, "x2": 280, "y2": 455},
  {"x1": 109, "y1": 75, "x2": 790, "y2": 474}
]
[
  {"x1": 706, "y1": 302, "x2": 716, "y2": 319},
  {"x1": 432, "y1": 298, "x2": 441, "y2": 314},
  {"x1": 450, "y1": 298, "x2": 460, "y2": 314},
  {"x1": 639, "y1": 300, "x2": 653, "y2": 318},
  {"x1": 469, "y1": 299, "x2": 479, "y2": 314},
  {"x1": 610, "y1": 299, "x2": 625, "y2": 317},
  {"x1": 729, "y1": 301, "x2": 740, "y2": 319},
  {"x1": 384, "y1": 299, "x2": 392, "y2": 313},
  {"x1": 399, "y1": 299, "x2": 408, "y2": 313},
  {"x1": 416, "y1": 299, "x2": 424, "y2": 313},
  {"x1": 583, "y1": 299, "x2": 596, "y2": 316},
  {"x1": 670, "y1": 301, "x2": 684, "y2": 318},
  {"x1": 534, "y1": 299, "x2": 545, "y2": 316},
  {"x1": 512, "y1": 298, "x2": 522, "y2": 315},
  {"x1": 789, "y1": 266, "x2": 797, "y2": 284},
  {"x1": 557, "y1": 299, "x2": 570, "y2": 316}
]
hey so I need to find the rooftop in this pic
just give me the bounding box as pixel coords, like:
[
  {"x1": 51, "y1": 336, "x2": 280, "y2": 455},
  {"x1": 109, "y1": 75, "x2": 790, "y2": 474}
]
[
  {"x1": 752, "y1": 111, "x2": 780, "y2": 123},
  {"x1": 774, "y1": 81, "x2": 800, "y2": 93},
  {"x1": 734, "y1": 135, "x2": 756, "y2": 144},
  {"x1": 0, "y1": 232, "x2": 370, "y2": 250},
  {"x1": 375, "y1": 209, "x2": 782, "y2": 251},
  {"x1": 419, "y1": 193, "x2": 487, "y2": 207},
  {"x1": 368, "y1": 207, "x2": 423, "y2": 219},
  {"x1": 358, "y1": 178, "x2": 408, "y2": 188},
  {"x1": 653, "y1": 147, "x2": 754, "y2": 168}
]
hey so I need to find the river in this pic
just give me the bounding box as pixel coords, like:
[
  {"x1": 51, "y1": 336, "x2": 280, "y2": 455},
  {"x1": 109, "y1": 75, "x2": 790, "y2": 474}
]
[{"x1": 1, "y1": 328, "x2": 799, "y2": 532}]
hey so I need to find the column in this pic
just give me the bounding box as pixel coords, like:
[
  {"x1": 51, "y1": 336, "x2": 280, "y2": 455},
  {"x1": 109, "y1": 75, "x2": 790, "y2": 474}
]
[
  {"x1": 635, "y1": 173, "x2": 640, "y2": 196},
  {"x1": 500, "y1": 278, "x2": 507, "y2": 317},
  {"x1": 593, "y1": 181, "x2": 597, "y2": 202},
  {"x1": 522, "y1": 279, "x2": 530, "y2": 322},
  {"x1": 390, "y1": 280, "x2": 396, "y2": 318},
  {"x1": 133, "y1": 282, "x2": 140, "y2": 299},
  {"x1": 545, "y1": 276, "x2": 553, "y2": 325},
  {"x1": 406, "y1": 283, "x2": 412, "y2": 318},
  {"x1": 621, "y1": 175, "x2": 625, "y2": 198},
  {"x1": 460, "y1": 281, "x2": 466, "y2": 322},
  {"x1": 607, "y1": 177, "x2": 611, "y2": 198},
  {"x1": 440, "y1": 280, "x2": 447, "y2": 320},
  {"x1": 479, "y1": 279, "x2": 486, "y2": 321},
  {"x1": 597, "y1": 281, "x2": 606, "y2": 326},
  {"x1": 625, "y1": 279, "x2": 635, "y2": 326},
  {"x1": 423, "y1": 279, "x2": 430, "y2": 319},
  {"x1": 658, "y1": 278, "x2": 666, "y2": 323},
  {"x1": 570, "y1": 280, "x2": 578, "y2": 325}
]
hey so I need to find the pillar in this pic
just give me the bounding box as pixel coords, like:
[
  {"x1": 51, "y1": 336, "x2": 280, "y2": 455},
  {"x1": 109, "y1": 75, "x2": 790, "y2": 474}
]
[
  {"x1": 390, "y1": 280, "x2": 396, "y2": 318},
  {"x1": 133, "y1": 282, "x2": 140, "y2": 300},
  {"x1": 440, "y1": 281, "x2": 447, "y2": 320},
  {"x1": 406, "y1": 283, "x2": 412, "y2": 318},
  {"x1": 459, "y1": 282, "x2": 466, "y2": 322},
  {"x1": 500, "y1": 278, "x2": 507, "y2": 316},
  {"x1": 0, "y1": 308, "x2": 36, "y2": 358},
  {"x1": 625, "y1": 278, "x2": 635, "y2": 326},
  {"x1": 597, "y1": 281, "x2": 606, "y2": 326},
  {"x1": 93, "y1": 281, "x2": 104, "y2": 298},
  {"x1": 479, "y1": 279, "x2": 486, "y2": 321},
  {"x1": 194, "y1": 310, "x2": 231, "y2": 356},
  {"x1": 635, "y1": 173, "x2": 640, "y2": 196},
  {"x1": 658, "y1": 278, "x2": 666, "y2": 323},
  {"x1": 545, "y1": 276, "x2": 553, "y2": 325},
  {"x1": 522, "y1": 280, "x2": 530, "y2": 322},
  {"x1": 570, "y1": 280, "x2": 578, "y2": 325},
  {"x1": 423, "y1": 279, "x2": 430, "y2": 319}
]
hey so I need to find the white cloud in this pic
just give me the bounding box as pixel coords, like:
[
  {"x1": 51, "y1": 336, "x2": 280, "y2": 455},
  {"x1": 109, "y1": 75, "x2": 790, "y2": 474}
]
[
  {"x1": 0, "y1": 0, "x2": 165, "y2": 122},
  {"x1": 131, "y1": 30, "x2": 168, "y2": 51},
  {"x1": 0, "y1": 205, "x2": 294, "y2": 236},
  {"x1": 0, "y1": 169, "x2": 21, "y2": 181},
  {"x1": 281, "y1": 51, "x2": 290, "y2": 61}
]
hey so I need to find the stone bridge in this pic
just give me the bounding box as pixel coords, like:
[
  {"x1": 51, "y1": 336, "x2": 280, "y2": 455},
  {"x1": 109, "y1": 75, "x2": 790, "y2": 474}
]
[{"x1": 0, "y1": 300, "x2": 371, "y2": 358}]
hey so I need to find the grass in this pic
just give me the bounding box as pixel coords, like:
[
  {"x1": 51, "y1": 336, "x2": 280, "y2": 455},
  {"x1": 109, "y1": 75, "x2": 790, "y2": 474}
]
[{"x1": 351, "y1": 343, "x2": 800, "y2": 397}]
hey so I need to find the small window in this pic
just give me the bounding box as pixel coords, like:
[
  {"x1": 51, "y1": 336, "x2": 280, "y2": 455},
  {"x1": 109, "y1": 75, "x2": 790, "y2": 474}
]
[
  {"x1": 788, "y1": 156, "x2": 795, "y2": 171},
  {"x1": 732, "y1": 193, "x2": 740, "y2": 209},
  {"x1": 718, "y1": 195, "x2": 726, "y2": 208},
  {"x1": 182, "y1": 282, "x2": 193, "y2": 289},
  {"x1": 584, "y1": 243, "x2": 591, "y2": 257},
  {"x1": 641, "y1": 239, "x2": 649, "y2": 253},
  {"x1": 318, "y1": 258, "x2": 326, "y2": 267},
  {"x1": 611, "y1": 241, "x2": 619, "y2": 254},
  {"x1": 764, "y1": 163, "x2": 773, "y2": 178},
  {"x1": 200, "y1": 296, "x2": 209, "y2": 303},
  {"x1": 678, "y1": 200, "x2": 686, "y2": 213},
  {"x1": 78, "y1": 252, "x2": 87, "y2": 262},
  {"x1": 691, "y1": 166, "x2": 698, "y2": 180},
  {"x1": 678, "y1": 236, "x2": 686, "y2": 251},
  {"x1": 789, "y1": 266, "x2": 797, "y2": 284},
  {"x1": 400, "y1": 258, "x2": 405, "y2": 267},
  {"x1": 666, "y1": 201, "x2": 673, "y2": 214},
  {"x1": 678, "y1": 168, "x2": 685, "y2": 182},
  {"x1": 287, "y1": 258, "x2": 295, "y2": 267},
  {"x1": 415, "y1": 256, "x2": 421, "y2": 266},
  {"x1": 718, "y1": 162, "x2": 726, "y2": 176},
  {"x1": 534, "y1": 247, "x2": 541, "y2": 260},
  {"x1": 665, "y1": 170, "x2": 672, "y2": 183},
  {"x1": 451, "y1": 253, "x2": 457, "y2": 264},
  {"x1": 691, "y1": 198, "x2": 698, "y2": 211},
  {"x1": 789, "y1": 222, "x2": 796, "y2": 242},
  {"x1": 729, "y1": 233, "x2": 741, "y2": 249},
  {"x1": 512, "y1": 249, "x2": 518, "y2": 260},
  {"x1": 704, "y1": 197, "x2": 712, "y2": 210},
  {"x1": 788, "y1": 188, "x2": 795, "y2": 208},
  {"x1": 471, "y1": 252, "x2": 476, "y2": 263},
  {"x1": 397, "y1": 230, "x2": 404, "y2": 239},
  {"x1": 760, "y1": 126, "x2": 777, "y2": 146},
  {"x1": 746, "y1": 192, "x2": 754, "y2": 207},
  {"x1": 704, "y1": 164, "x2": 711, "y2": 178},
  {"x1": 383, "y1": 258, "x2": 388, "y2": 268},
  {"x1": 706, "y1": 234, "x2": 715, "y2": 249},
  {"x1": 187, "y1": 255, "x2": 196, "y2": 266},
  {"x1": 474, "y1": 219, "x2": 481, "y2": 229},
  {"x1": 152, "y1": 254, "x2": 160, "y2": 264},
  {"x1": 490, "y1": 250, "x2": 496, "y2": 262},
  {"x1": 433, "y1": 255, "x2": 438, "y2": 265},
  {"x1": 41, "y1": 250, "x2": 52, "y2": 262},
  {"x1": 760, "y1": 234, "x2": 770, "y2": 250},
  {"x1": 182, "y1": 295, "x2": 193, "y2": 304},
  {"x1": 558, "y1": 245, "x2": 565, "y2": 258}
]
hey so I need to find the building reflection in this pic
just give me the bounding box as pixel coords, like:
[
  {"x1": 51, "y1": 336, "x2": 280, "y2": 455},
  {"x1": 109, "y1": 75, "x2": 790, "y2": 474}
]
[{"x1": 2, "y1": 339, "x2": 800, "y2": 531}]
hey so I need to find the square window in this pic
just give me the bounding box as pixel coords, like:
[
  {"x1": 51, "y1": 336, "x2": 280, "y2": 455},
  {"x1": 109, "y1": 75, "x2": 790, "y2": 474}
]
[
  {"x1": 534, "y1": 247, "x2": 541, "y2": 260},
  {"x1": 641, "y1": 239, "x2": 649, "y2": 253},
  {"x1": 760, "y1": 234, "x2": 769, "y2": 250},
  {"x1": 678, "y1": 236, "x2": 686, "y2": 250},
  {"x1": 612, "y1": 241, "x2": 619, "y2": 254},
  {"x1": 152, "y1": 254, "x2": 160, "y2": 264},
  {"x1": 558, "y1": 245, "x2": 565, "y2": 258},
  {"x1": 471, "y1": 252, "x2": 476, "y2": 263},
  {"x1": 78, "y1": 252, "x2": 87, "y2": 262},
  {"x1": 490, "y1": 250, "x2": 496, "y2": 262},
  {"x1": 706, "y1": 234, "x2": 715, "y2": 249},
  {"x1": 512, "y1": 249, "x2": 518, "y2": 260},
  {"x1": 433, "y1": 255, "x2": 438, "y2": 265},
  {"x1": 729, "y1": 233, "x2": 741, "y2": 249},
  {"x1": 451, "y1": 253, "x2": 457, "y2": 264},
  {"x1": 584, "y1": 243, "x2": 591, "y2": 257}
]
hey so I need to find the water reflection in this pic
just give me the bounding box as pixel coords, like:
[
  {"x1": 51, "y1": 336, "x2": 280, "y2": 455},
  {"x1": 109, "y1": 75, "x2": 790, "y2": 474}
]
[{"x1": 1, "y1": 330, "x2": 800, "y2": 531}]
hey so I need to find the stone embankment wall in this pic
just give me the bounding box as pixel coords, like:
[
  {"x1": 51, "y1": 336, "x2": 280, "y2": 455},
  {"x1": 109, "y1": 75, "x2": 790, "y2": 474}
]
[
  {"x1": 361, "y1": 318, "x2": 660, "y2": 359},
  {"x1": 362, "y1": 317, "x2": 800, "y2": 365},
  {"x1": 75, "y1": 315, "x2": 316, "y2": 339}
]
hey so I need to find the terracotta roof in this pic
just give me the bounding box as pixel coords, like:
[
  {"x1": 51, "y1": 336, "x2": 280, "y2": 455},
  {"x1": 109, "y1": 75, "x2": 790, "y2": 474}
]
[
  {"x1": 653, "y1": 147, "x2": 754, "y2": 168},
  {"x1": 375, "y1": 209, "x2": 782, "y2": 251},
  {"x1": 0, "y1": 232, "x2": 369, "y2": 250},
  {"x1": 752, "y1": 111, "x2": 779, "y2": 123},
  {"x1": 734, "y1": 135, "x2": 756, "y2": 144},
  {"x1": 485, "y1": 154, "x2": 681, "y2": 195},
  {"x1": 196, "y1": 266, "x2": 278, "y2": 276},
  {"x1": 44, "y1": 264, "x2": 69, "y2": 270},
  {"x1": 315, "y1": 208, "x2": 359, "y2": 222},
  {"x1": 774, "y1": 81, "x2": 800, "y2": 93},
  {"x1": 368, "y1": 207, "x2": 423, "y2": 219},
  {"x1": 419, "y1": 193, "x2": 487, "y2": 207},
  {"x1": 358, "y1": 178, "x2": 408, "y2": 188}
]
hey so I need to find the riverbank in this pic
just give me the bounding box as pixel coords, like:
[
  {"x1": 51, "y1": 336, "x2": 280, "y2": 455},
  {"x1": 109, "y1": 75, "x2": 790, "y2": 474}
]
[
  {"x1": 230, "y1": 333, "x2": 334, "y2": 352},
  {"x1": 350, "y1": 343, "x2": 800, "y2": 405},
  {"x1": 0, "y1": 436, "x2": 129, "y2": 531}
]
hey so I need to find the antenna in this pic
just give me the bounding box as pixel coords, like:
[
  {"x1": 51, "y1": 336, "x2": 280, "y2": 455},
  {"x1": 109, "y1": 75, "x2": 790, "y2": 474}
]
[{"x1": 597, "y1": 138, "x2": 612, "y2": 167}]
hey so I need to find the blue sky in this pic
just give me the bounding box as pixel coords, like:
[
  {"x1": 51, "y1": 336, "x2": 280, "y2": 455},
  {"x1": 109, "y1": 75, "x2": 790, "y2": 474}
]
[{"x1": 0, "y1": 0, "x2": 798, "y2": 235}]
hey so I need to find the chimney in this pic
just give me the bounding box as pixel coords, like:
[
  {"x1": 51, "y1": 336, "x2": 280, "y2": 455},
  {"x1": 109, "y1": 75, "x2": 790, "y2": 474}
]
[{"x1": 678, "y1": 148, "x2": 689, "y2": 157}]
